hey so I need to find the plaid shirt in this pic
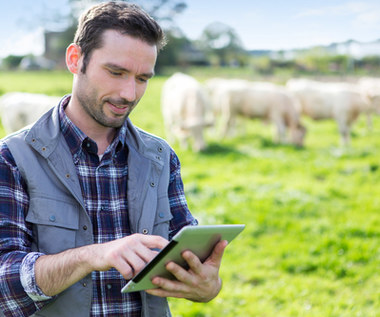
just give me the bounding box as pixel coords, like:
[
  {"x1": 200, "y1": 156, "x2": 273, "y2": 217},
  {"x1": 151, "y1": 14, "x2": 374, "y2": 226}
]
[{"x1": 0, "y1": 96, "x2": 197, "y2": 317}]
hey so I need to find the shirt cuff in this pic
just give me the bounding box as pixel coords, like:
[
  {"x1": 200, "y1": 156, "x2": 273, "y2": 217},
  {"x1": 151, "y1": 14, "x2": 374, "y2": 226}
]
[{"x1": 20, "y1": 252, "x2": 52, "y2": 301}]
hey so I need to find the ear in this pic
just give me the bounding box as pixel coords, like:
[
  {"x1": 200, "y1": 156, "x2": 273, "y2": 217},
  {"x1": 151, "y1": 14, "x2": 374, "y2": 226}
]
[{"x1": 66, "y1": 44, "x2": 82, "y2": 74}]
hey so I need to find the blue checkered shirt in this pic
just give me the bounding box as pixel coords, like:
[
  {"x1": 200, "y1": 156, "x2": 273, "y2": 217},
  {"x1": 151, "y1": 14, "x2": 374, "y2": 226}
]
[{"x1": 0, "y1": 96, "x2": 197, "y2": 317}]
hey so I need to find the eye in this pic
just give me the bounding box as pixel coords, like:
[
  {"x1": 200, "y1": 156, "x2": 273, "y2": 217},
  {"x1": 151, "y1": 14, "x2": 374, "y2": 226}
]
[
  {"x1": 109, "y1": 70, "x2": 122, "y2": 76},
  {"x1": 137, "y1": 77, "x2": 148, "y2": 83}
]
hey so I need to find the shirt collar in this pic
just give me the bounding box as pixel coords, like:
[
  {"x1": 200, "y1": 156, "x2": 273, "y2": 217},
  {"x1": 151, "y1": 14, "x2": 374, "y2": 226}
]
[{"x1": 58, "y1": 95, "x2": 129, "y2": 158}]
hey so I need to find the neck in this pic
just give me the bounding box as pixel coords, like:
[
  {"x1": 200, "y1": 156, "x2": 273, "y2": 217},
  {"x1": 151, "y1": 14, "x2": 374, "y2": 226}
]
[{"x1": 65, "y1": 98, "x2": 116, "y2": 155}]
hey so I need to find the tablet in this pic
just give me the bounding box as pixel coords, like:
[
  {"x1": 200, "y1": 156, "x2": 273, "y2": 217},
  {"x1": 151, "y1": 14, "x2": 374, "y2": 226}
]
[{"x1": 121, "y1": 224, "x2": 245, "y2": 293}]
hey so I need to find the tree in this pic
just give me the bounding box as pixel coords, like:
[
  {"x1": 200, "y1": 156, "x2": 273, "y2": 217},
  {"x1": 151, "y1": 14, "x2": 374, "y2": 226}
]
[
  {"x1": 198, "y1": 22, "x2": 246, "y2": 66},
  {"x1": 68, "y1": 0, "x2": 187, "y2": 27},
  {"x1": 156, "y1": 29, "x2": 190, "y2": 68},
  {"x1": 1, "y1": 55, "x2": 25, "y2": 70},
  {"x1": 40, "y1": 1, "x2": 188, "y2": 68},
  {"x1": 155, "y1": 28, "x2": 209, "y2": 71}
]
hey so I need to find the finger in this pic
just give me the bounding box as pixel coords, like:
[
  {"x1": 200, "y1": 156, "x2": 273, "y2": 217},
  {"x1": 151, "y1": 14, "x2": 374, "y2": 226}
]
[
  {"x1": 138, "y1": 234, "x2": 169, "y2": 250},
  {"x1": 122, "y1": 250, "x2": 148, "y2": 276},
  {"x1": 150, "y1": 275, "x2": 191, "y2": 295},
  {"x1": 181, "y1": 240, "x2": 228, "y2": 274},
  {"x1": 122, "y1": 234, "x2": 168, "y2": 264},
  {"x1": 165, "y1": 261, "x2": 195, "y2": 284},
  {"x1": 205, "y1": 240, "x2": 228, "y2": 266},
  {"x1": 133, "y1": 243, "x2": 160, "y2": 264},
  {"x1": 146, "y1": 287, "x2": 181, "y2": 298},
  {"x1": 146, "y1": 286, "x2": 185, "y2": 299},
  {"x1": 148, "y1": 276, "x2": 214, "y2": 302},
  {"x1": 180, "y1": 250, "x2": 202, "y2": 275},
  {"x1": 112, "y1": 256, "x2": 134, "y2": 280}
]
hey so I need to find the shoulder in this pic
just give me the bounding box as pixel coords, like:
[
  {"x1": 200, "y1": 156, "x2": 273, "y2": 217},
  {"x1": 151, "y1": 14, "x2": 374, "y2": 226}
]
[
  {"x1": 133, "y1": 126, "x2": 176, "y2": 162},
  {"x1": 0, "y1": 130, "x2": 28, "y2": 168},
  {"x1": 0, "y1": 129, "x2": 30, "y2": 167},
  {"x1": 135, "y1": 126, "x2": 171, "y2": 151},
  {"x1": 125, "y1": 119, "x2": 180, "y2": 167},
  {"x1": 0, "y1": 140, "x2": 14, "y2": 166}
]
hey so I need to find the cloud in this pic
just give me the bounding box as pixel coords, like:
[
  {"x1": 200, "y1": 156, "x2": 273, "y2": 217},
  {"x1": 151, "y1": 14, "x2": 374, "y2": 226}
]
[
  {"x1": 294, "y1": 1, "x2": 380, "y2": 34},
  {"x1": 295, "y1": 1, "x2": 376, "y2": 18},
  {"x1": 0, "y1": 27, "x2": 44, "y2": 58},
  {"x1": 295, "y1": 9, "x2": 326, "y2": 18},
  {"x1": 354, "y1": 10, "x2": 380, "y2": 28}
]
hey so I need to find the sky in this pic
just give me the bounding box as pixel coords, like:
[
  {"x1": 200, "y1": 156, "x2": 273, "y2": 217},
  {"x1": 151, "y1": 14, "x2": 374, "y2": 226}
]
[{"x1": 1, "y1": 0, "x2": 380, "y2": 58}]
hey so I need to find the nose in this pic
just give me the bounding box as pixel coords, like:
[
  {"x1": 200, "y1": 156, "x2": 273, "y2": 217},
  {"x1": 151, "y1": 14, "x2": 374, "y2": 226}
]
[{"x1": 120, "y1": 78, "x2": 136, "y2": 102}]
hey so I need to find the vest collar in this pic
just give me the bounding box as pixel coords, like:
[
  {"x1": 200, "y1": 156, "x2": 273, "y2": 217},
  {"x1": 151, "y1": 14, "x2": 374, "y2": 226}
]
[{"x1": 24, "y1": 95, "x2": 163, "y2": 166}]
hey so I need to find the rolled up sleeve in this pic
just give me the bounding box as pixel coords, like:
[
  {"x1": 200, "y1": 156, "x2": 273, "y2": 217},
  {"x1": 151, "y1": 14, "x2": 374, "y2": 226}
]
[{"x1": 20, "y1": 253, "x2": 52, "y2": 302}]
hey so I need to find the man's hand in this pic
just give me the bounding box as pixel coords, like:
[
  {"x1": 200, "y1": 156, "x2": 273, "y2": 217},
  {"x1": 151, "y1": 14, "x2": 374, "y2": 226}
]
[
  {"x1": 35, "y1": 234, "x2": 169, "y2": 296},
  {"x1": 146, "y1": 239, "x2": 228, "y2": 302},
  {"x1": 90, "y1": 234, "x2": 169, "y2": 280}
]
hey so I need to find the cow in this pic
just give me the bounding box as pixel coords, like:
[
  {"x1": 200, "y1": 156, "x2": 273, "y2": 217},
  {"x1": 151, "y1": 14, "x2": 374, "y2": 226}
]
[
  {"x1": 0, "y1": 92, "x2": 60, "y2": 135},
  {"x1": 206, "y1": 79, "x2": 306, "y2": 146},
  {"x1": 161, "y1": 73, "x2": 212, "y2": 152},
  {"x1": 358, "y1": 77, "x2": 380, "y2": 129},
  {"x1": 286, "y1": 78, "x2": 370, "y2": 146}
]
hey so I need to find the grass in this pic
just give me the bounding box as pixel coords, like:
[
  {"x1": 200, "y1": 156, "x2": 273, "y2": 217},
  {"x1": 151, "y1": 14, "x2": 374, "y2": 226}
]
[{"x1": 1, "y1": 70, "x2": 379, "y2": 317}]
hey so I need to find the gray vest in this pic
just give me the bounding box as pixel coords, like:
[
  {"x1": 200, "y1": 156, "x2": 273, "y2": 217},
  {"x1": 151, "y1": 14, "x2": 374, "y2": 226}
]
[{"x1": 3, "y1": 105, "x2": 173, "y2": 317}]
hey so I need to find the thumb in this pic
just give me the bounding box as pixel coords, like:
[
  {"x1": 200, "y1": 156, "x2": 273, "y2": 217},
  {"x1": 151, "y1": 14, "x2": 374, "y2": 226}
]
[{"x1": 206, "y1": 240, "x2": 228, "y2": 267}]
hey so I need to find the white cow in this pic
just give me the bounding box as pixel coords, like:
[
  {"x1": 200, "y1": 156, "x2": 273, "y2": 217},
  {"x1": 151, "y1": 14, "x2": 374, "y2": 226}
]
[
  {"x1": 161, "y1": 73, "x2": 212, "y2": 152},
  {"x1": 358, "y1": 77, "x2": 380, "y2": 129},
  {"x1": 0, "y1": 92, "x2": 61, "y2": 135},
  {"x1": 207, "y1": 79, "x2": 306, "y2": 146},
  {"x1": 286, "y1": 78, "x2": 370, "y2": 146},
  {"x1": 205, "y1": 78, "x2": 250, "y2": 122}
]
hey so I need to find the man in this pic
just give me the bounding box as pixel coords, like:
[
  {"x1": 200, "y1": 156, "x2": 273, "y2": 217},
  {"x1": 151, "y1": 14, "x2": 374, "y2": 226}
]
[{"x1": 0, "y1": 2, "x2": 227, "y2": 316}]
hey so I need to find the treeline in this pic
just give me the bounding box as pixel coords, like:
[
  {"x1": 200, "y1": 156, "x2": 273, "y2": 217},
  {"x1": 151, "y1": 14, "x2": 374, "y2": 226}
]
[
  {"x1": 249, "y1": 54, "x2": 380, "y2": 77},
  {"x1": 1, "y1": 28, "x2": 380, "y2": 77}
]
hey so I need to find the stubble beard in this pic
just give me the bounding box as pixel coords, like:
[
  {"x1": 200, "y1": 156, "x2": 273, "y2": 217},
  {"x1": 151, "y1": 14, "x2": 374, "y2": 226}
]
[{"x1": 77, "y1": 91, "x2": 136, "y2": 129}]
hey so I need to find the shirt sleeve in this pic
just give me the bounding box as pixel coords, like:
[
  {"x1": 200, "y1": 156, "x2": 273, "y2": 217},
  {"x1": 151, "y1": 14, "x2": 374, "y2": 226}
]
[
  {"x1": 20, "y1": 253, "x2": 52, "y2": 302},
  {"x1": 0, "y1": 141, "x2": 51, "y2": 317},
  {"x1": 168, "y1": 148, "x2": 198, "y2": 239}
]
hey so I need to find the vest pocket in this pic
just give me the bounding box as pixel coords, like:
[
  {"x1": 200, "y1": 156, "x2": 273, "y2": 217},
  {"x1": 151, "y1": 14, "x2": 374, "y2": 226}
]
[
  {"x1": 26, "y1": 197, "x2": 79, "y2": 254},
  {"x1": 152, "y1": 196, "x2": 173, "y2": 239}
]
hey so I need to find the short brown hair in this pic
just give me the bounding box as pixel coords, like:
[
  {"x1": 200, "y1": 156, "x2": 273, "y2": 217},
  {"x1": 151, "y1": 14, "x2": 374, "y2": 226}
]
[{"x1": 73, "y1": 1, "x2": 166, "y2": 73}]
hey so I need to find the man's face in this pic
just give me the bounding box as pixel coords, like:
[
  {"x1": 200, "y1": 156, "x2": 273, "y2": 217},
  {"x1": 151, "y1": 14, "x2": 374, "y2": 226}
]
[{"x1": 73, "y1": 30, "x2": 157, "y2": 129}]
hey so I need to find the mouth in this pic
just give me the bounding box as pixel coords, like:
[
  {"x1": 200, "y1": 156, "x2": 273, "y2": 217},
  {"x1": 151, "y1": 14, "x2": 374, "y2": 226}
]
[{"x1": 106, "y1": 100, "x2": 130, "y2": 115}]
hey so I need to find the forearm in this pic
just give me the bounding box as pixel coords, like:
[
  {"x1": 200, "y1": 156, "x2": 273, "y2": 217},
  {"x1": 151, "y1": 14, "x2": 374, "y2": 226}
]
[
  {"x1": 35, "y1": 244, "x2": 96, "y2": 297},
  {"x1": 35, "y1": 234, "x2": 169, "y2": 296}
]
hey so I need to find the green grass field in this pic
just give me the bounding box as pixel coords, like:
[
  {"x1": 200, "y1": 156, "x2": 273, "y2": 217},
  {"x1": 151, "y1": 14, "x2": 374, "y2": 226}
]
[{"x1": 0, "y1": 71, "x2": 379, "y2": 317}]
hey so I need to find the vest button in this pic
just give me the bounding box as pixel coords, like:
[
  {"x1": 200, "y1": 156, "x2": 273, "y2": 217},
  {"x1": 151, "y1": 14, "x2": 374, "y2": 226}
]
[
  {"x1": 107, "y1": 284, "x2": 112, "y2": 290},
  {"x1": 82, "y1": 282, "x2": 87, "y2": 287},
  {"x1": 142, "y1": 228, "x2": 149, "y2": 234},
  {"x1": 157, "y1": 146, "x2": 163, "y2": 153},
  {"x1": 150, "y1": 182, "x2": 155, "y2": 187},
  {"x1": 83, "y1": 225, "x2": 88, "y2": 230},
  {"x1": 49, "y1": 215, "x2": 56, "y2": 222},
  {"x1": 159, "y1": 212, "x2": 165, "y2": 218}
]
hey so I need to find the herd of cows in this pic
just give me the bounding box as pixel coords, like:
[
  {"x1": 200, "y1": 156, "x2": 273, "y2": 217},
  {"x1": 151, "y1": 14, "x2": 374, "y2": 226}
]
[
  {"x1": 162, "y1": 74, "x2": 380, "y2": 151},
  {"x1": 0, "y1": 74, "x2": 379, "y2": 151}
]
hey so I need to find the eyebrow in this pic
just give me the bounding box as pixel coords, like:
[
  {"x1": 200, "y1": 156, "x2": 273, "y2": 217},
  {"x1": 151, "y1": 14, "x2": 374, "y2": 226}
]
[{"x1": 104, "y1": 63, "x2": 155, "y2": 78}]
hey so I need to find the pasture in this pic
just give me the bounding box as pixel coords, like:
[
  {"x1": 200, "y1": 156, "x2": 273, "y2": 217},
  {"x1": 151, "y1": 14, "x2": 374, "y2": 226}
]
[{"x1": 0, "y1": 71, "x2": 379, "y2": 316}]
